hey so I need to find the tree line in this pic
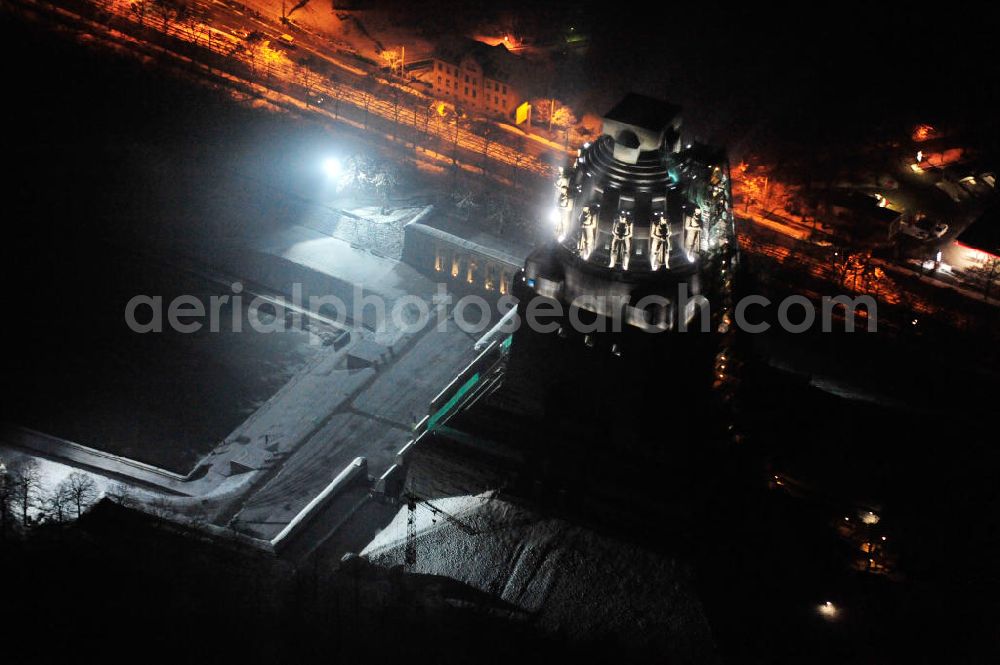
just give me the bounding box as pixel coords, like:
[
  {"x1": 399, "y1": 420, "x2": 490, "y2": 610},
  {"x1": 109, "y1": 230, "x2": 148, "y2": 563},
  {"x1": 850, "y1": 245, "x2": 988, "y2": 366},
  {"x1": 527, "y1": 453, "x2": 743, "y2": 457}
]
[{"x1": 0, "y1": 458, "x2": 103, "y2": 538}]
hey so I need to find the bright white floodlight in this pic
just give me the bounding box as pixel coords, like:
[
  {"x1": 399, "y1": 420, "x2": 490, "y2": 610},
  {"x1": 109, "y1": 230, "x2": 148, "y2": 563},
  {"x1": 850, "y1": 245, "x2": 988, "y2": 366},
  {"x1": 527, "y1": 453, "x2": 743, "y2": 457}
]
[
  {"x1": 322, "y1": 157, "x2": 342, "y2": 179},
  {"x1": 818, "y1": 601, "x2": 839, "y2": 621}
]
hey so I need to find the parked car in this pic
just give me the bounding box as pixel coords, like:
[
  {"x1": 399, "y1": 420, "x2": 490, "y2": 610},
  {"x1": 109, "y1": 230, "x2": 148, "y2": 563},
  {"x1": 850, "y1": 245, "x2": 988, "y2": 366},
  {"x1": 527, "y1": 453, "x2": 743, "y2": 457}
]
[{"x1": 899, "y1": 216, "x2": 948, "y2": 241}]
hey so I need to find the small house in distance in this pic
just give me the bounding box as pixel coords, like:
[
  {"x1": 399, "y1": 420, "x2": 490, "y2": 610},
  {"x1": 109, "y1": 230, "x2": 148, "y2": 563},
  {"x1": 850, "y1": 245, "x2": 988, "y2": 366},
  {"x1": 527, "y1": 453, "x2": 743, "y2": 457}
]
[{"x1": 430, "y1": 38, "x2": 529, "y2": 121}]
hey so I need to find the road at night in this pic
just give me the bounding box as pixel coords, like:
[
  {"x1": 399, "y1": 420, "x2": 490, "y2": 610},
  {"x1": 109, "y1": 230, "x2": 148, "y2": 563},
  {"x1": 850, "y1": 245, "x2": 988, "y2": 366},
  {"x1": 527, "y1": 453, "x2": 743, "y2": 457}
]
[{"x1": 14, "y1": 0, "x2": 562, "y2": 183}]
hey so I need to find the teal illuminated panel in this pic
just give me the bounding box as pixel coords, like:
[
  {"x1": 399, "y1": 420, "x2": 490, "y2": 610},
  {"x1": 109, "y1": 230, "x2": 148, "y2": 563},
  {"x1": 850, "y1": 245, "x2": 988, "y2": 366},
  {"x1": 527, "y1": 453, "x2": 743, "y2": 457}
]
[{"x1": 427, "y1": 372, "x2": 480, "y2": 430}]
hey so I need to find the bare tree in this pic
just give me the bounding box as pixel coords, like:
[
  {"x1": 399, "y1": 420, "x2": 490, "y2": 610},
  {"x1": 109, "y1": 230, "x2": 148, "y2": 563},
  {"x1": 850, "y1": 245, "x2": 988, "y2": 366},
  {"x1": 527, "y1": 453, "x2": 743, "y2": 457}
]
[
  {"x1": 510, "y1": 136, "x2": 526, "y2": 191},
  {"x1": 450, "y1": 186, "x2": 480, "y2": 220},
  {"x1": 130, "y1": 0, "x2": 149, "y2": 27},
  {"x1": 450, "y1": 109, "x2": 471, "y2": 165},
  {"x1": 550, "y1": 105, "x2": 577, "y2": 150},
  {"x1": 486, "y1": 194, "x2": 514, "y2": 234},
  {"x1": 485, "y1": 194, "x2": 528, "y2": 236},
  {"x1": 180, "y1": 3, "x2": 198, "y2": 36},
  {"x1": 338, "y1": 154, "x2": 375, "y2": 193},
  {"x1": 966, "y1": 257, "x2": 1000, "y2": 302},
  {"x1": 151, "y1": 0, "x2": 187, "y2": 35},
  {"x1": 149, "y1": 495, "x2": 174, "y2": 520},
  {"x1": 243, "y1": 31, "x2": 266, "y2": 78},
  {"x1": 372, "y1": 166, "x2": 398, "y2": 214},
  {"x1": 10, "y1": 459, "x2": 42, "y2": 527},
  {"x1": 423, "y1": 102, "x2": 437, "y2": 133},
  {"x1": 106, "y1": 482, "x2": 138, "y2": 509},
  {"x1": 358, "y1": 74, "x2": 377, "y2": 130},
  {"x1": 329, "y1": 78, "x2": 342, "y2": 119},
  {"x1": 46, "y1": 483, "x2": 73, "y2": 523},
  {"x1": 387, "y1": 88, "x2": 403, "y2": 141},
  {"x1": 0, "y1": 459, "x2": 12, "y2": 538},
  {"x1": 297, "y1": 55, "x2": 321, "y2": 98},
  {"x1": 188, "y1": 505, "x2": 209, "y2": 530},
  {"x1": 62, "y1": 472, "x2": 100, "y2": 518},
  {"x1": 472, "y1": 120, "x2": 496, "y2": 176},
  {"x1": 379, "y1": 48, "x2": 401, "y2": 76}
]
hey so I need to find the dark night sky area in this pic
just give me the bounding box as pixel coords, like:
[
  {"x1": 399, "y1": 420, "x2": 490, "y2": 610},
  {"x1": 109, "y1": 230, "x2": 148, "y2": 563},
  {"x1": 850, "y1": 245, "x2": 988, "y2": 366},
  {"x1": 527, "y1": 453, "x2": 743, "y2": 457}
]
[
  {"x1": 392, "y1": 1, "x2": 1000, "y2": 154},
  {"x1": 585, "y1": 4, "x2": 1000, "y2": 150}
]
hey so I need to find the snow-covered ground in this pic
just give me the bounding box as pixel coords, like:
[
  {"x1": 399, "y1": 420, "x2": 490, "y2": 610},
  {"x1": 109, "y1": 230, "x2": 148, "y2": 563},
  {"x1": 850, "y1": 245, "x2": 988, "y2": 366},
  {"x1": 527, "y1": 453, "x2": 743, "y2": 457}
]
[
  {"x1": 363, "y1": 492, "x2": 713, "y2": 660},
  {"x1": 241, "y1": 0, "x2": 433, "y2": 64}
]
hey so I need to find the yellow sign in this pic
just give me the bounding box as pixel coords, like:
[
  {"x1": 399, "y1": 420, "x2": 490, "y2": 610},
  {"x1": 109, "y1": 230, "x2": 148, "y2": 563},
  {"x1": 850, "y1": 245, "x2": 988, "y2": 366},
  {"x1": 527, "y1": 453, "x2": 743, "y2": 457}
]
[{"x1": 515, "y1": 101, "x2": 531, "y2": 125}]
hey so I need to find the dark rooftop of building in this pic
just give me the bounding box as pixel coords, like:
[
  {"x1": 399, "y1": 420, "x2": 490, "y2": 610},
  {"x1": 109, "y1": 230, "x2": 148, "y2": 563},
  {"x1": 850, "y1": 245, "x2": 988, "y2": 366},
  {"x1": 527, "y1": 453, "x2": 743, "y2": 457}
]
[
  {"x1": 602, "y1": 93, "x2": 681, "y2": 133},
  {"x1": 957, "y1": 204, "x2": 1000, "y2": 255},
  {"x1": 433, "y1": 38, "x2": 523, "y2": 83},
  {"x1": 828, "y1": 191, "x2": 901, "y2": 223}
]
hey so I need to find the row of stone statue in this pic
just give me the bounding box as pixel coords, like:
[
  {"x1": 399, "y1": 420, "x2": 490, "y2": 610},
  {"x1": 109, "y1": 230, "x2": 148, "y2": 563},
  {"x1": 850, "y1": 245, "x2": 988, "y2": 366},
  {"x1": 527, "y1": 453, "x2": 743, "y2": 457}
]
[{"x1": 554, "y1": 172, "x2": 704, "y2": 272}]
